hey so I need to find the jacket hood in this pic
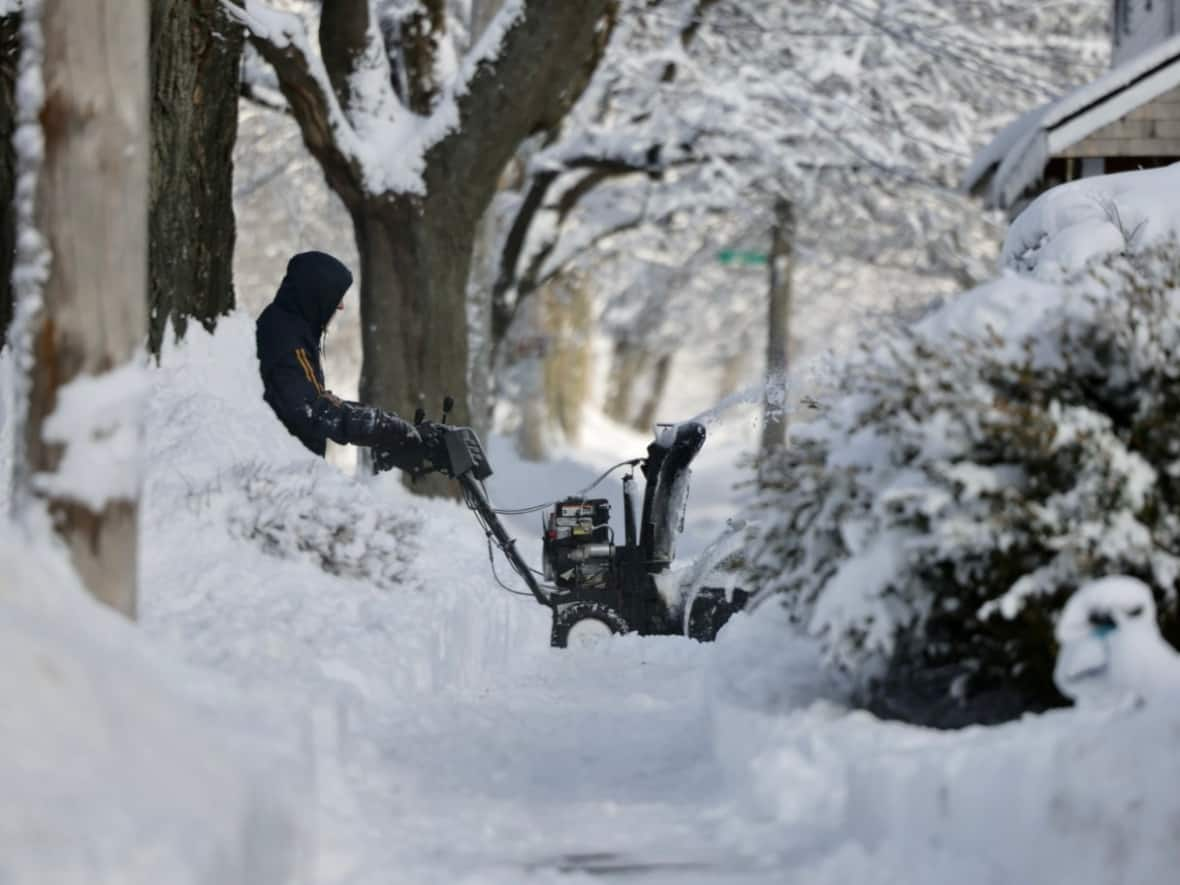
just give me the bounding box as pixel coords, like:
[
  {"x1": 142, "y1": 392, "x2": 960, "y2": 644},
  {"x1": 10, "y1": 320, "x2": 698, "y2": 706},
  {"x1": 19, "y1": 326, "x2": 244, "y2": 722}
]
[{"x1": 273, "y1": 251, "x2": 354, "y2": 333}]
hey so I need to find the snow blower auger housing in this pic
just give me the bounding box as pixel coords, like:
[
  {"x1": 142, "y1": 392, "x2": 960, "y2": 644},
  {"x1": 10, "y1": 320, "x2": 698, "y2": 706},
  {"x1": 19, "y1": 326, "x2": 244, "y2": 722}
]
[{"x1": 374, "y1": 400, "x2": 749, "y2": 648}]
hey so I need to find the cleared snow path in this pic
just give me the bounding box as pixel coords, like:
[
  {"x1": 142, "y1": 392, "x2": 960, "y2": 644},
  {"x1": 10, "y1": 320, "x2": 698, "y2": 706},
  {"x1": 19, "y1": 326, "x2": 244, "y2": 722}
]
[
  {"x1": 326, "y1": 636, "x2": 784, "y2": 885},
  {"x1": 144, "y1": 551, "x2": 783, "y2": 884},
  {"x1": 138, "y1": 317, "x2": 786, "y2": 883}
]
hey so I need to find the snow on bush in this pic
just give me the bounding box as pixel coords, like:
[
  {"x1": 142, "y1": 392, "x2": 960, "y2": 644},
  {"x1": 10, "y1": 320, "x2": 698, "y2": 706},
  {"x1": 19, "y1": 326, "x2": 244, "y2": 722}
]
[
  {"x1": 746, "y1": 201, "x2": 1180, "y2": 724},
  {"x1": 144, "y1": 312, "x2": 420, "y2": 589},
  {"x1": 197, "y1": 459, "x2": 420, "y2": 590}
]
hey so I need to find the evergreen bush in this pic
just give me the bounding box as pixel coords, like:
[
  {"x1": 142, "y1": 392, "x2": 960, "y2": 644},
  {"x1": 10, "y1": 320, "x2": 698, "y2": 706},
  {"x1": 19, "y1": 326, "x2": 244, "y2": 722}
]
[{"x1": 746, "y1": 245, "x2": 1180, "y2": 725}]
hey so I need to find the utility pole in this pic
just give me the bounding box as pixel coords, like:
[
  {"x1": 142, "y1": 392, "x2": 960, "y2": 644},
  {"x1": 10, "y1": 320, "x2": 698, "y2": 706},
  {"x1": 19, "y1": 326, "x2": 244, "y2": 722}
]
[{"x1": 760, "y1": 196, "x2": 794, "y2": 463}]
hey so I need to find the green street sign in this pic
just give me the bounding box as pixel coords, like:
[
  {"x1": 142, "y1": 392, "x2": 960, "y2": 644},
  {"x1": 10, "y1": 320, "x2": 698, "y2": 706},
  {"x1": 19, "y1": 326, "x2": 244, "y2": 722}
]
[{"x1": 717, "y1": 248, "x2": 769, "y2": 267}]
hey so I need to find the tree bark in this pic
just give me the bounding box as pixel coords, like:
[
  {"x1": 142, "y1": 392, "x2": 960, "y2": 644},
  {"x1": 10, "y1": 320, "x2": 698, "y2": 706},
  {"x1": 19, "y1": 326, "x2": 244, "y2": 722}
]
[
  {"x1": 25, "y1": 0, "x2": 148, "y2": 616},
  {"x1": 760, "y1": 197, "x2": 794, "y2": 463},
  {"x1": 634, "y1": 353, "x2": 672, "y2": 433},
  {"x1": 148, "y1": 0, "x2": 243, "y2": 354},
  {"x1": 0, "y1": 13, "x2": 18, "y2": 347},
  {"x1": 605, "y1": 337, "x2": 647, "y2": 426}
]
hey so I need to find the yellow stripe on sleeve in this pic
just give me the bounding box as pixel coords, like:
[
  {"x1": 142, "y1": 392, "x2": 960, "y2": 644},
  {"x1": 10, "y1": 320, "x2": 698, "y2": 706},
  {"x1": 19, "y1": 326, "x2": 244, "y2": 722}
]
[{"x1": 295, "y1": 348, "x2": 323, "y2": 394}]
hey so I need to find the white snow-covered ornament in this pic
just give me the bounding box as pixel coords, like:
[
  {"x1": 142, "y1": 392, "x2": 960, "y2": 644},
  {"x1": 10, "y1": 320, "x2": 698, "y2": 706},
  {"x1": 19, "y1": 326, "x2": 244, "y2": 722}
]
[{"x1": 1053, "y1": 576, "x2": 1180, "y2": 708}]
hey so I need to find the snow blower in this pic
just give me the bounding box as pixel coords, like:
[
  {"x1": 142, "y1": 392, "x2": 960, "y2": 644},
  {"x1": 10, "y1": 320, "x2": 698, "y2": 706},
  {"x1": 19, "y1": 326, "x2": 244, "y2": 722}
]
[{"x1": 375, "y1": 398, "x2": 749, "y2": 647}]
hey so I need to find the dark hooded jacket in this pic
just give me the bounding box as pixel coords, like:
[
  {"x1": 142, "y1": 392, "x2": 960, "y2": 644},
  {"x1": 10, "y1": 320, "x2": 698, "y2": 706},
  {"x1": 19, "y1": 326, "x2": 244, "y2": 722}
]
[{"x1": 256, "y1": 251, "x2": 418, "y2": 457}]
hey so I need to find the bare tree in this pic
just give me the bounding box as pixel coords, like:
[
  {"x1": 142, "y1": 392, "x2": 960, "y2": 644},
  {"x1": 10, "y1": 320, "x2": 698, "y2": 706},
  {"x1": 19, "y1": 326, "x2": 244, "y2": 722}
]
[
  {"x1": 149, "y1": 0, "x2": 244, "y2": 354},
  {"x1": 22, "y1": 0, "x2": 148, "y2": 616},
  {"x1": 226, "y1": 0, "x2": 618, "y2": 481}
]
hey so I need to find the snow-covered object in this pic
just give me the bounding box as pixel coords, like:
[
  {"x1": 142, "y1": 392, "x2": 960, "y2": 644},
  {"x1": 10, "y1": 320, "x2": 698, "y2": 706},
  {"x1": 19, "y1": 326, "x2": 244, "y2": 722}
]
[
  {"x1": 965, "y1": 33, "x2": 1180, "y2": 210},
  {"x1": 745, "y1": 164, "x2": 1180, "y2": 718},
  {"x1": 711, "y1": 608, "x2": 1180, "y2": 885},
  {"x1": 33, "y1": 358, "x2": 149, "y2": 509},
  {"x1": 222, "y1": 0, "x2": 525, "y2": 196},
  {"x1": 1002, "y1": 163, "x2": 1180, "y2": 277},
  {"x1": 0, "y1": 526, "x2": 308, "y2": 885},
  {"x1": 1054, "y1": 576, "x2": 1180, "y2": 707}
]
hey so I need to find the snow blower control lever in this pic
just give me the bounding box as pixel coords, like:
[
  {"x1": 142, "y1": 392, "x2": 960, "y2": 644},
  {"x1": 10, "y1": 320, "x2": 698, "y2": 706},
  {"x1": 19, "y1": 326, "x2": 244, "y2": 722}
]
[
  {"x1": 375, "y1": 400, "x2": 748, "y2": 646},
  {"x1": 375, "y1": 398, "x2": 550, "y2": 607}
]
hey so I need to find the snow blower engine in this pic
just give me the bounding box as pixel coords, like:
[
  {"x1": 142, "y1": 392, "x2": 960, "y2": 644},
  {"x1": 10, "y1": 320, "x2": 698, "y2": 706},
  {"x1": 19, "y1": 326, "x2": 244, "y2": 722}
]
[{"x1": 374, "y1": 398, "x2": 749, "y2": 647}]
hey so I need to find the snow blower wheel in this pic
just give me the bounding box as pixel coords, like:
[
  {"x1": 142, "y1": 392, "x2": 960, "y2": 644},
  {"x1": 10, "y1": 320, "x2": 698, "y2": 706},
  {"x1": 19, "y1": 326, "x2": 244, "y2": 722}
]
[{"x1": 550, "y1": 601, "x2": 629, "y2": 649}]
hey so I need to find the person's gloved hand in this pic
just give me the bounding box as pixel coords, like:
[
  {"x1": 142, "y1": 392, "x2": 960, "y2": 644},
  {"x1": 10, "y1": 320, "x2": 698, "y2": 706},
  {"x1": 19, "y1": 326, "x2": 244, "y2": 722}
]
[
  {"x1": 371, "y1": 412, "x2": 426, "y2": 475},
  {"x1": 378, "y1": 412, "x2": 422, "y2": 450}
]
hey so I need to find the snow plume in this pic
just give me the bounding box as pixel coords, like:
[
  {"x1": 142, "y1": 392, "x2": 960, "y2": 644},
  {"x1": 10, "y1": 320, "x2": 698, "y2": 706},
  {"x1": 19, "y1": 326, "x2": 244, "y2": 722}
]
[{"x1": 743, "y1": 168, "x2": 1180, "y2": 722}]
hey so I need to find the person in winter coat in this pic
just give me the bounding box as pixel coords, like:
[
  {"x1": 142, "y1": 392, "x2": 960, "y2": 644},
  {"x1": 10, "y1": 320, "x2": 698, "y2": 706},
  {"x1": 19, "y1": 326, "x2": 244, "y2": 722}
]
[{"x1": 256, "y1": 251, "x2": 422, "y2": 461}]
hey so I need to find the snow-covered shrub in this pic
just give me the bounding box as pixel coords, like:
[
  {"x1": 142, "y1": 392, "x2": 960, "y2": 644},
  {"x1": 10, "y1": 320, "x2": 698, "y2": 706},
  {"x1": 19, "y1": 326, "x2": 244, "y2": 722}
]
[
  {"x1": 747, "y1": 243, "x2": 1180, "y2": 725},
  {"x1": 192, "y1": 461, "x2": 420, "y2": 591}
]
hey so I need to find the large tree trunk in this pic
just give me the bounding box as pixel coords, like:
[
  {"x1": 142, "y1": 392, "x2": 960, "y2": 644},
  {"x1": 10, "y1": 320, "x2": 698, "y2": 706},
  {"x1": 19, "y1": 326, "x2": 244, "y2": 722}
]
[
  {"x1": 148, "y1": 0, "x2": 243, "y2": 354},
  {"x1": 354, "y1": 197, "x2": 475, "y2": 422},
  {"x1": 760, "y1": 197, "x2": 794, "y2": 463},
  {"x1": 0, "y1": 12, "x2": 18, "y2": 346},
  {"x1": 353, "y1": 197, "x2": 477, "y2": 495},
  {"x1": 236, "y1": 0, "x2": 616, "y2": 495},
  {"x1": 24, "y1": 0, "x2": 148, "y2": 616}
]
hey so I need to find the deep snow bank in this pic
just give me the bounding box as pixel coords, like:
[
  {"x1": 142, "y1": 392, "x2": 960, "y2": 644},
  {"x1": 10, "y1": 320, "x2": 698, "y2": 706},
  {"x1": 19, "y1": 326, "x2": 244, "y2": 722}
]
[
  {"x1": 139, "y1": 314, "x2": 547, "y2": 696},
  {"x1": 0, "y1": 525, "x2": 308, "y2": 885},
  {"x1": 711, "y1": 604, "x2": 1180, "y2": 885},
  {"x1": 714, "y1": 164, "x2": 1180, "y2": 881}
]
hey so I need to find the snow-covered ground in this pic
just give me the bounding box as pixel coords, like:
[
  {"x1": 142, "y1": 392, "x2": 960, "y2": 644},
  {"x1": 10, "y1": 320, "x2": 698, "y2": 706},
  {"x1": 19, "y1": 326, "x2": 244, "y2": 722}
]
[{"x1": 7, "y1": 164, "x2": 1180, "y2": 883}]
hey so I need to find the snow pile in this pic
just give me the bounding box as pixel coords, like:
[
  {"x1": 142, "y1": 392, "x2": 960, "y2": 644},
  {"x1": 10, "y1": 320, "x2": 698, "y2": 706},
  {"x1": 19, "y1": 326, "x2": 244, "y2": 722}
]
[
  {"x1": 1003, "y1": 163, "x2": 1180, "y2": 276},
  {"x1": 710, "y1": 604, "x2": 1180, "y2": 885},
  {"x1": 34, "y1": 358, "x2": 149, "y2": 510},
  {"x1": 140, "y1": 312, "x2": 544, "y2": 696},
  {"x1": 744, "y1": 166, "x2": 1180, "y2": 723},
  {"x1": 0, "y1": 525, "x2": 308, "y2": 885},
  {"x1": 1054, "y1": 576, "x2": 1180, "y2": 708}
]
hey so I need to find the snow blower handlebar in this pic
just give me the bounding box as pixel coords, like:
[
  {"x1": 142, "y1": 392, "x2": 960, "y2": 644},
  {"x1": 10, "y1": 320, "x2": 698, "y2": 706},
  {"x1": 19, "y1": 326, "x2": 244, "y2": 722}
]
[{"x1": 373, "y1": 399, "x2": 552, "y2": 606}]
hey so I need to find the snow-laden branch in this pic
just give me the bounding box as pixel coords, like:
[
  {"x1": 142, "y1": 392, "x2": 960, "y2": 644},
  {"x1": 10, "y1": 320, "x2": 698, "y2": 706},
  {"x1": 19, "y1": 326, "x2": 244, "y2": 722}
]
[{"x1": 222, "y1": 0, "x2": 413, "y2": 198}]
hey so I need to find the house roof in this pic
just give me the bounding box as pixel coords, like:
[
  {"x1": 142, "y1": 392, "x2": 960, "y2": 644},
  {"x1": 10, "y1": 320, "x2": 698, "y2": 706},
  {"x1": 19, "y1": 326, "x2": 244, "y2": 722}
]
[{"x1": 964, "y1": 31, "x2": 1180, "y2": 209}]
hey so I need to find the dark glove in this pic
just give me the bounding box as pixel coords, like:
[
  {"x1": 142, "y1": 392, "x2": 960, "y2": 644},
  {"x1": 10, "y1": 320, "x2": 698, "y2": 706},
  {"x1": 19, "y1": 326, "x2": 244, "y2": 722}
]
[
  {"x1": 375, "y1": 412, "x2": 423, "y2": 451},
  {"x1": 372, "y1": 420, "x2": 451, "y2": 478}
]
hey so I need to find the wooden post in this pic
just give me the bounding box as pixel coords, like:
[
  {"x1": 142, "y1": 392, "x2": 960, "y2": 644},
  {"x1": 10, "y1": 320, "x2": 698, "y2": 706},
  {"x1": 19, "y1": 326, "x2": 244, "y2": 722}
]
[
  {"x1": 23, "y1": 0, "x2": 148, "y2": 616},
  {"x1": 760, "y1": 196, "x2": 793, "y2": 462}
]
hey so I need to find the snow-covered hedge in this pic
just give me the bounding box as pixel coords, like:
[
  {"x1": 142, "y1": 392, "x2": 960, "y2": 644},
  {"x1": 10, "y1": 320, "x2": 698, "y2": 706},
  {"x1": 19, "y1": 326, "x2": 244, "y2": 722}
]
[
  {"x1": 194, "y1": 460, "x2": 420, "y2": 590},
  {"x1": 747, "y1": 236, "x2": 1180, "y2": 724}
]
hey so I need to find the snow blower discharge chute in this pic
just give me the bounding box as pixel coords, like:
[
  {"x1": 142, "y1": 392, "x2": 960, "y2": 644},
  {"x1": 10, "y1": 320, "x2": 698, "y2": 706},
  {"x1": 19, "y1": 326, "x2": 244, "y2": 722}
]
[{"x1": 374, "y1": 399, "x2": 749, "y2": 647}]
